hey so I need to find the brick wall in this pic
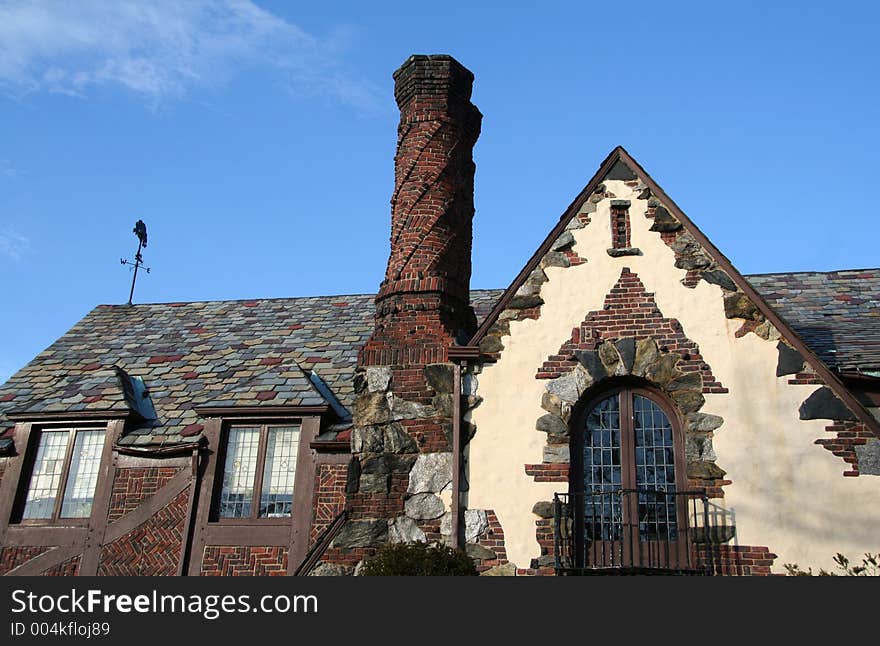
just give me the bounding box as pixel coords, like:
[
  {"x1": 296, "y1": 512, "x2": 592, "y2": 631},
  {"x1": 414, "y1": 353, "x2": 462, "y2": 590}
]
[
  {"x1": 200, "y1": 546, "x2": 288, "y2": 576},
  {"x1": 0, "y1": 546, "x2": 49, "y2": 575},
  {"x1": 108, "y1": 467, "x2": 182, "y2": 522},
  {"x1": 537, "y1": 268, "x2": 725, "y2": 394},
  {"x1": 44, "y1": 555, "x2": 81, "y2": 576},
  {"x1": 311, "y1": 464, "x2": 347, "y2": 545},
  {"x1": 97, "y1": 487, "x2": 189, "y2": 576}
]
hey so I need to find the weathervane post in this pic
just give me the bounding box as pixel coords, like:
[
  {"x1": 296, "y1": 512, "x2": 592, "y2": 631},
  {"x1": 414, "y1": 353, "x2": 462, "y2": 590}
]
[{"x1": 121, "y1": 220, "x2": 150, "y2": 305}]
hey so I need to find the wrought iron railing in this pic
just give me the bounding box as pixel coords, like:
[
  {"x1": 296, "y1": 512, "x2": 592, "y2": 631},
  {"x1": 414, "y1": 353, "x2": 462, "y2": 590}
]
[{"x1": 553, "y1": 490, "x2": 719, "y2": 575}]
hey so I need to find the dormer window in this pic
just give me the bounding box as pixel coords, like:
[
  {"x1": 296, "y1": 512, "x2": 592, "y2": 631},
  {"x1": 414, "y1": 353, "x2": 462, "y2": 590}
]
[
  {"x1": 19, "y1": 426, "x2": 106, "y2": 522},
  {"x1": 216, "y1": 423, "x2": 301, "y2": 520}
]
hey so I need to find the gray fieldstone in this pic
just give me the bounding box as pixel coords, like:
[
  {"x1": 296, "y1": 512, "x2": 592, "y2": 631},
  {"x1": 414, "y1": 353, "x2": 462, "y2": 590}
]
[
  {"x1": 332, "y1": 520, "x2": 388, "y2": 548},
  {"x1": 605, "y1": 159, "x2": 637, "y2": 180},
  {"x1": 532, "y1": 501, "x2": 555, "y2": 518},
  {"x1": 407, "y1": 452, "x2": 453, "y2": 494},
  {"x1": 598, "y1": 341, "x2": 622, "y2": 375},
  {"x1": 666, "y1": 372, "x2": 702, "y2": 393},
  {"x1": 543, "y1": 444, "x2": 571, "y2": 463},
  {"x1": 383, "y1": 422, "x2": 418, "y2": 454},
  {"x1": 723, "y1": 292, "x2": 760, "y2": 320},
  {"x1": 479, "y1": 336, "x2": 504, "y2": 354},
  {"x1": 354, "y1": 391, "x2": 391, "y2": 425},
  {"x1": 687, "y1": 461, "x2": 727, "y2": 480},
  {"x1": 686, "y1": 412, "x2": 724, "y2": 433},
  {"x1": 546, "y1": 372, "x2": 580, "y2": 403},
  {"x1": 855, "y1": 439, "x2": 880, "y2": 475},
  {"x1": 541, "y1": 251, "x2": 570, "y2": 269},
  {"x1": 776, "y1": 342, "x2": 805, "y2": 377},
  {"x1": 480, "y1": 563, "x2": 517, "y2": 576},
  {"x1": 388, "y1": 515, "x2": 427, "y2": 543},
  {"x1": 465, "y1": 509, "x2": 489, "y2": 543},
  {"x1": 536, "y1": 414, "x2": 568, "y2": 437},
  {"x1": 309, "y1": 563, "x2": 354, "y2": 576},
  {"x1": 551, "y1": 231, "x2": 575, "y2": 251},
  {"x1": 424, "y1": 364, "x2": 454, "y2": 394},
  {"x1": 509, "y1": 294, "x2": 544, "y2": 309},
  {"x1": 352, "y1": 427, "x2": 384, "y2": 454},
  {"x1": 405, "y1": 493, "x2": 446, "y2": 520},
  {"x1": 615, "y1": 338, "x2": 636, "y2": 374},
  {"x1": 632, "y1": 338, "x2": 660, "y2": 377},
  {"x1": 703, "y1": 269, "x2": 737, "y2": 292},
  {"x1": 672, "y1": 389, "x2": 705, "y2": 414},
  {"x1": 799, "y1": 387, "x2": 857, "y2": 421},
  {"x1": 686, "y1": 434, "x2": 717, "y2": 462},
  {"x1": 541, "y1": 391, "x2": 572, "y2": 423},
  {"x1": 365, "y1": 366, "x2": 392, "y2": 393},
  {"x1": 649, "y1": 206, "x2": 682, "y2": 232},
  {"x1": 466, "y1": 544, "x2": 497, "y2": 560}
]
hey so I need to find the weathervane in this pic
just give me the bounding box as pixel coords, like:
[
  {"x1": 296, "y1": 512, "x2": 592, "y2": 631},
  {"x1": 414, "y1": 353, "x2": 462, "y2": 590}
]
[{"x1": 120, "y1": 220, "x2": 150, "y2": 305}]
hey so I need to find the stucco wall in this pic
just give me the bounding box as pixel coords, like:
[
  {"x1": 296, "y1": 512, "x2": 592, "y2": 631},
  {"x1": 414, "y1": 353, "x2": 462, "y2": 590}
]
[{"x1": 468, "y1": 178, "x2": 880, "y2": 572}]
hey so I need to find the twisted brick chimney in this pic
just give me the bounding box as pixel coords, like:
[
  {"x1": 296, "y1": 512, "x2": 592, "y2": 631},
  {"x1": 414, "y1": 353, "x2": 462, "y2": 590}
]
[{"x1": 360, "y1": 54, "x2": 482, "y2": 366}]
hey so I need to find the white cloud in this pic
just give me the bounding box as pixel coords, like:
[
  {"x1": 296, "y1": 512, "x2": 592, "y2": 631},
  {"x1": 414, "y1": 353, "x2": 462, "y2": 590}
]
[
  {"x1": 0, "y1": 0, "x2": 380, "y2": 111},
  {"x1": 0, "y1": 227, "x2": 30, "y2": 260},
  {"x1": 0, "y1": 159, "x2": 16, "y2": 178}
]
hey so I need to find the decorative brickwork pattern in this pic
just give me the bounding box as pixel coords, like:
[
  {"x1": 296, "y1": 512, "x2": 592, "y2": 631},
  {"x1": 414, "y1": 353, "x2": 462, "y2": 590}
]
[
  {"x1": 537, "y1": 269, "x2": 726, "y2": 394},
  {"x1": 108, "y1": 467, "x2": 182, "y2": 522},
  {"x1": 97, "y1": 488, "x2": 189, "y2": 576},
  {"x1": 0, "y1": 546, "x2": 49, "y2": 575},
  {"x1": 44, "y1": 555, "x2": 80, "y2": 576},
  {"x1": 360, "y1": 55, "x2": 481, "y2": 367},
  {"x1": 311, "y1": 464, "x2": 347, "y2": 545},
  {"x1": 816, "y1": 421, "x2": 875, "y2": 477},
  {"x1": 200, "y1": 546, "x2": 288, "y2": 576}
]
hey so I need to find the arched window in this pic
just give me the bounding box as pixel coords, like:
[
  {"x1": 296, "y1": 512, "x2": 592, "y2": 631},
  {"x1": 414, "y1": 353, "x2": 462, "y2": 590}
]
[{"x1": 570, "y1": 385, "x2": 691, "y2": 571}]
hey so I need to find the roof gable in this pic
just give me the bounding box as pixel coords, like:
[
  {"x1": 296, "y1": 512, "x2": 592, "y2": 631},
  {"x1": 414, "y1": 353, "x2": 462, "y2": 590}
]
[{"x1": 469, "y1": 146, "x2": 880, "y2": 437}]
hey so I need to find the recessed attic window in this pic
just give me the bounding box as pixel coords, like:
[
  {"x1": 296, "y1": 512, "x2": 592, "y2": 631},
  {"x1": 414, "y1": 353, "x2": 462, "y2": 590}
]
[{"x1": 607, "y1": 200, "x2": 641, "y2": 257}]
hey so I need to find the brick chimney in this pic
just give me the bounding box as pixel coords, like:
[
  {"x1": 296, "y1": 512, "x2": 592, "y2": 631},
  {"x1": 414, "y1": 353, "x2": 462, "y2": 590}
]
[{"x1": 360, "y1": 54, "x2": 482, "y2": 366}]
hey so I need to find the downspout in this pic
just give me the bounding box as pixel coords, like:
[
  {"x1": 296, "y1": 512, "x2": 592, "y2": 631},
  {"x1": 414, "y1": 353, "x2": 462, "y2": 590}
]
[{"x1": 451, "y1": 360, "x2": 463, "y2": 549}]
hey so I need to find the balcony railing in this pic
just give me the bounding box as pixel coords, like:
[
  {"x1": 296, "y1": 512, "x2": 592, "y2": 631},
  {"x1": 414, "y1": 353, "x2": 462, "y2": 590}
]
[{"x1": 553, "y1": 490, "x2": 723, "y2": 575}]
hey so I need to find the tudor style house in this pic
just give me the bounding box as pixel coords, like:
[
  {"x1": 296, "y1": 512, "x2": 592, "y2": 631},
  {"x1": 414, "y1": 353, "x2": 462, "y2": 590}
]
[{"x1": 0, "y1": 55, "x2": 878, "y2": 577}]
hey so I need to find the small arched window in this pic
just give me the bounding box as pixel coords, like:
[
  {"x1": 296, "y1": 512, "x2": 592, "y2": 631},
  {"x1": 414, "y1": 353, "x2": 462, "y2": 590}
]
[{"x1": 571, "y1": 385, "x2": 690, "y2": 570}]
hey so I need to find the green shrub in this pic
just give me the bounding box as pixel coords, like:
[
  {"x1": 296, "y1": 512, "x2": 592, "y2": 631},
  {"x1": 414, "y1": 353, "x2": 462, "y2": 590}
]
[
  {"x1": 783, "y1": 552, "x2": 879, "y2": 576},
  {"x1": 360, "y1": 542, "x2": 478, "y2": 576}
]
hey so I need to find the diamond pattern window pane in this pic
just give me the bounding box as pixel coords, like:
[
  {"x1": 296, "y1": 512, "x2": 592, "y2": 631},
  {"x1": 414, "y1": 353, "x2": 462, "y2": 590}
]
[
  {"x1": 259, "y1": 426, "x2": 300, "y2": 518},
  {"x1": 219, "y1": 427, "x2": 260, "y2": 518},
  {"x1": 22, "y1": 431, "x2": 68, "y2": 519},
  {"x1": 60, "y1": 430, "x2": 105, "y2": 518}
]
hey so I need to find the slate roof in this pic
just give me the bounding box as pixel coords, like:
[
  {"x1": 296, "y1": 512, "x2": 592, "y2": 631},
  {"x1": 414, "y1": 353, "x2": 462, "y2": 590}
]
[
  {"x1": 1, "y1": 269, "x2": 876, "y2": 447},
  {"x1": 747, "y1": 269, "x2": 880, "y2": 373},
  {"x1": 0, "y1": 290, "x2": 504, "y2": 446}
]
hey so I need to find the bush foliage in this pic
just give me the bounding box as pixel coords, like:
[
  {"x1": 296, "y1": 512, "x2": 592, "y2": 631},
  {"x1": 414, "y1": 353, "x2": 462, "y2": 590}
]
[
  {"x1": 360, "y1": 542, "x2": 478, "y2": 576},
  {"x1": 783, "y1": 552, "x2": 879, "y2": 576}
]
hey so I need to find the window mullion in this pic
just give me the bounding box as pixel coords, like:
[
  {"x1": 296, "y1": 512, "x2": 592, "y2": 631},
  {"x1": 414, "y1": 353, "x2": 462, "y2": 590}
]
[
  {"x1": 251, "y1": 425, "x2": 270, "y2": 520},
  {"x1": 52, "y1": 428, "x2": 78, "y2": 522}
]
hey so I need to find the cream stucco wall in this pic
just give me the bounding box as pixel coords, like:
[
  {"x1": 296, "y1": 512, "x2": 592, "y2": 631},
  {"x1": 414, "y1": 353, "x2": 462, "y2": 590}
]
[{"x1": 468, "y1": 179, "x2": 880, "y2": 573}]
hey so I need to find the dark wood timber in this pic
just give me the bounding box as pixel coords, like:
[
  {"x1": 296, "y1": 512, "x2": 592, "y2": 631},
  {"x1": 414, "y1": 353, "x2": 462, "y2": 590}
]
[
  {"x1": 79, "y1": 419, "x2": 124, "y2": 575},
  {"x1": 6, "y1": 411, "x2": 129, "y2": 422},
  {"x1": 309, "y1": 440, "x2": 351, "y2": 452},
  {"x1": 176, "y1": 448, "x2": 200, "y2": 576},
  {"x1": 195, "y1": 405, "x2": 328, "y2": 417},
  {"x1": 100, "y1": 467, "x2": 191, "y2": 545},
  {"x1": 3, "y1": 526, "x2": 88, "y2": 547}
]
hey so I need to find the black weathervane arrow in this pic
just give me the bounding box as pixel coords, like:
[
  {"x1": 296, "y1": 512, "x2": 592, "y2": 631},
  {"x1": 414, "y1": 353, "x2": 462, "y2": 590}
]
[{"x1": 120, "y1": 220, "x2": 151, "y2": 305}]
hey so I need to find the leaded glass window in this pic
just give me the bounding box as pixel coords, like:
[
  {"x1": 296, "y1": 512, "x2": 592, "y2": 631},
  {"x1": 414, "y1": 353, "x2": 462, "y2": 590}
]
[
  {"x1": 21, "y1": 427, "x2": 106, "y2": 521},
  {"x1": 579, "y1": 388, "x2": 683, "y2": 545},
  {"x1": 217, "y1": 423, "x2": 301, "y2": 521}
]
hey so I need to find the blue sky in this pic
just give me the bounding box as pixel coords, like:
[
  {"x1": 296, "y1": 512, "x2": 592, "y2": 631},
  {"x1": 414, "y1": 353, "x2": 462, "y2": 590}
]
[{"x1": 0, "y1": 0, "x2": 877, "y2": 384}]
